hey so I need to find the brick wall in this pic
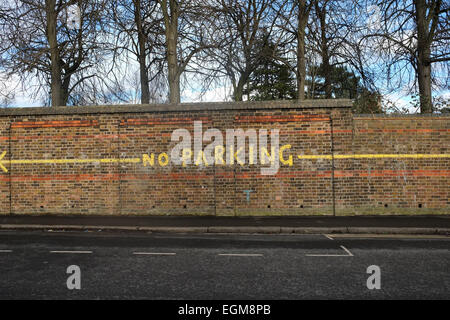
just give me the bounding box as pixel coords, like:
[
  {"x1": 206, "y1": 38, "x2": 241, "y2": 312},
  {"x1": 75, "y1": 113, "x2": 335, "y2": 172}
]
[
  {"x1": 0, "y1": 100, "x2": 448, "y2": 216},
  {"x1": 335, "y1": 114, "x2": 450, "y2": 215}
]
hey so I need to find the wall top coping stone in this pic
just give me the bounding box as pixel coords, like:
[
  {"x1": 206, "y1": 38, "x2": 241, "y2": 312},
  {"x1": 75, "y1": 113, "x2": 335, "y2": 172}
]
[
  {"x1": 355, "y1": 113, "x2": 450, "y2": 119},
  {"x1": 0, "y1": 99, "x2": 352, "y2": 117}
]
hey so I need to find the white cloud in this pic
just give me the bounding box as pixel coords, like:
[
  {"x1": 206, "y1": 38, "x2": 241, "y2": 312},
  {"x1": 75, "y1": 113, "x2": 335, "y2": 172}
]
[
  {"x1": 0, "y1": 72, "x2": 44, "y2": 107},
  {"x1": 383, "y1": 92, "x2": 415, "y2": 113},
  {"x1": 182, "y1": 85, "x2": 232, "y2": 103}
]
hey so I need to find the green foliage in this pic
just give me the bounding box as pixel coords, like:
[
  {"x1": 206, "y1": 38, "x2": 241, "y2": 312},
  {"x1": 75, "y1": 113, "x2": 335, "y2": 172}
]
[
  {"x1": 246, "y1": 62, "x2": 297, "y2": 101},
  {"x1": 353, "y1": 90, "x2": 383, "y2": 114},
  {"x1": 243, "y1": 33, "x2": 384, "y2": 114},
  {"x1": 243, "y1": 34, "x2": 297, "y2": 101},
  {"x1": 307, "y1": 64, "x2": 359, "y2": 99},
  {"x1": 307, "y1": 64, "x2": 384, "y2": 113}
]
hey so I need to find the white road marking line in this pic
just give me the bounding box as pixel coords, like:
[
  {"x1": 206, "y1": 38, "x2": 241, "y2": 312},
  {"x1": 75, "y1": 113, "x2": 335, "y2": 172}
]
[
  {"x1": 324, "y1": 234, "x2": 334, "y2": 240},
  {"x1": 218, "y1": 253, "x2": 263, "y2": 257},
  {"x1": 305, "y1": 254, "x2": 351, "y2": 257},
  {"x1": 133, "y1": 252, "x2": 176, "y2": 255},
  {"x1": 50, "y1": 251, "x2": 92, "y2": 254},
  {"x1": 306, "y1": 245, "x2": 354, "y2": 257},
  {"x1": 340, "y1": 245, "x2": 354, "y2": 256},
  {"x1": 0, "y1": 250, "x2": 12, "y2": 253}
]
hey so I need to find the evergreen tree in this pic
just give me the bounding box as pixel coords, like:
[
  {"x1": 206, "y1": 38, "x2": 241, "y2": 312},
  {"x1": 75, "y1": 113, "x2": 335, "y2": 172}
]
[
  {"x1": 307, "y1": 64, "x2": 383, "y2": 113},
  {"x1": 244, "y1": 34, "x2": 297, "y2": 101}
]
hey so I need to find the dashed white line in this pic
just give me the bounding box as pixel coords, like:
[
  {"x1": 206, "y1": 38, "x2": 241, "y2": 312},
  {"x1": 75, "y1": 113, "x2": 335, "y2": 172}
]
[
  {"x1": 0, "y1": 250, "x2": 12, "y2": 253},
  {"x1": 133, "y1": 252, "x2": 176, "y2": 256},
  {"x1": 50, "y1": 251, "x2": 92, "y2": 254},
  {"x1": 219, "y1": 254, "x2": 263, "y2": 256}
]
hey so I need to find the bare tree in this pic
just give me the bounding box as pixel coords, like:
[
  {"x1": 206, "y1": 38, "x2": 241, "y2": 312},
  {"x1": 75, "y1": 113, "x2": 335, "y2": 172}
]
[
  {"x1": 363, "y1": 0, "x2": 449, "y2": 113},
  {"x1": 414, "y1": 0, "x2": 449, "y2": 112},
  {"x1": 0, "y1": 0, "x2": 108, "y2": 106},
  {"x1": 274, "y1": 0, "x2": 312, "y2": 100},
  {"x1": 157, "y1": 0, "x2": 216, "y2": 104},
  {"x1": 306, "y1": 0, "x2": 357, "y2": 99},
  {"x1": 295, "y1": 0, "x2": 312, "y2": 100},
  {"x1": 209, "y1": 0, "x2": 290, "y2": 101},
  {"x1": 109, "y1": 0, "x2": 166, "y2": 104}
]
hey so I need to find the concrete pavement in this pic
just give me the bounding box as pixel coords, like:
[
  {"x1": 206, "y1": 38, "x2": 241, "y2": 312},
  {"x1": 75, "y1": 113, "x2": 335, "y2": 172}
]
[{"x1": 0, "y1": 214, "x2": 449, "y2": 235}]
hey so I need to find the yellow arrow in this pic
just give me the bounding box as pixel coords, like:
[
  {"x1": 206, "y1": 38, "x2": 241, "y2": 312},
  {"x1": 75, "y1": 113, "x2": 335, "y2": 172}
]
[
  {"x1": 0, "y1": 151, "x2": 141, "y2": 173},
  {"x1": 0, "y1": 151, "x2": 449, "y2": 174},
  {"x1": 0, "y1": 151, "x2": 7, "y2": 173}
]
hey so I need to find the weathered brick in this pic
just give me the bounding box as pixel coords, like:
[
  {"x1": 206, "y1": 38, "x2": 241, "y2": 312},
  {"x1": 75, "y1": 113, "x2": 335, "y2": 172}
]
[{"x1": 0, "y1": 100, "x2": 447, "y2": 216}]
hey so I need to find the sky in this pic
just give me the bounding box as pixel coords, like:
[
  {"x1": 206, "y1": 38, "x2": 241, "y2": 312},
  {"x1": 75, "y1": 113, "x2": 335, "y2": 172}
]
[
  {"x1": 2, "y1": 63, "x2": 448, "y2": 113},
  {"x1": 0, "y1": 1, "x2": 448, "y2": 113}
]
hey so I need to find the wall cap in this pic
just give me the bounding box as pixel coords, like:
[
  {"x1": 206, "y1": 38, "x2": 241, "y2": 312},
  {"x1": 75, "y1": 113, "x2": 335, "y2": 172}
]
[
  {"x1": 355, "y1": 113, "x2": 450, "y2": 119},
  {"x1": 0, "y1": 99, "x2": 353, "y2": 117}
]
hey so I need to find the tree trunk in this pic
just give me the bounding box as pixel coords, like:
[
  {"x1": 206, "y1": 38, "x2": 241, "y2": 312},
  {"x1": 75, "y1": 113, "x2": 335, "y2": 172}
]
[
  {"x1": 162, "y1": 0, "x2": 181, "y2": 104},
  {"x1": 167, "y1": 33, "x2": 180, "y2": 104},
  {"x1": 417, "y1": 53, "x2": 432, "y2": 113},
  {"x1": 414, "y1": 0, "x2": 433, "y2": 113},
  {"x1": 45, "y1": 0, "x2": 64, "y2": 106},
  {"x1": 315, "y1": 0, "x2": 332, "y2": 98},
  {"x1": 296, "y1": 0, "x2": 309, "y2": 100},
  {"x1": 134, "y1": 0, "x2": 150, "y2": 104},
  {"x1": 168, "y1": 68, "x2": 181, "y2": 104},
  {"x1": 138, "y1": 48, "x2": 150, "y2": 104},
  {"x1": 321, "y1": 51, "x2": 332, "y2": 99},
  {"x1": 61, "y1": 73, "x2": 71, "y2": 105},
  {"x1": 234, "y1": 72, "x2": 250, "y2": 101},
  {"x1": 234, "y1": 82, "x2": 244, "y2": 101}
]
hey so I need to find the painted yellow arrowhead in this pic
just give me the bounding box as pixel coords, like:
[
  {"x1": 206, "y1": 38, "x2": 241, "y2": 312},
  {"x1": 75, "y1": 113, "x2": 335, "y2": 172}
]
[{"x1": 0, "y1": 151, "x2": 7, "y2": 173}]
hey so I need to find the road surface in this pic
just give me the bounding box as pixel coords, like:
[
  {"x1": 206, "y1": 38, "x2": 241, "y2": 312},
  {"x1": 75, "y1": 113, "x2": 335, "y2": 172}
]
[{"x1": 0, "y1": 230, "x2": 448, "y2": 299}]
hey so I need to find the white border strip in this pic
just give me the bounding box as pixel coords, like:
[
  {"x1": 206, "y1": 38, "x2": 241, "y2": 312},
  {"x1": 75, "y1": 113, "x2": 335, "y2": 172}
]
[
  {"x1": 218, "y1": 253, "x2": 263, "y2": 257},
  {"x1": 50, "y1": 250, "x2": 92, "y2": 254},
  {"x1": 133, "y1": 252, "x2": 176, "y2": 255}
]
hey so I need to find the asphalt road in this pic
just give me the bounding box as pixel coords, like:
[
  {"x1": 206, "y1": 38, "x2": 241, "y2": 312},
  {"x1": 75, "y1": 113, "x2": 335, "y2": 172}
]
[{"x1": 0, "y1": 230, "x2": 448, "y2": 299}]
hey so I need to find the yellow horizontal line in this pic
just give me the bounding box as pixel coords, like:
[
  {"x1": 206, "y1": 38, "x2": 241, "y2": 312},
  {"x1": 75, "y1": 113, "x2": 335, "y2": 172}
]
[
  {"x1": 5, "y1": 154, "x2": 449, "y2": 164},
  {"x1": 299, "y1": 154, "x2": 450, "y2": 160},
  {"x1": 9, "y1": 158, "x2": 141, "y2": 164},
  {"x1": 297, "y1": 155, "x2": 333, "y2": 160},
  {"x1": 337, "y1": 154, "x2": 450, "y2": 159},
  {"x1": 0, "y1": 157, "x2": 142, "y2": 172},
  {"x1": 0, "y1": 153, "x2": 448, "y2": 174}
]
